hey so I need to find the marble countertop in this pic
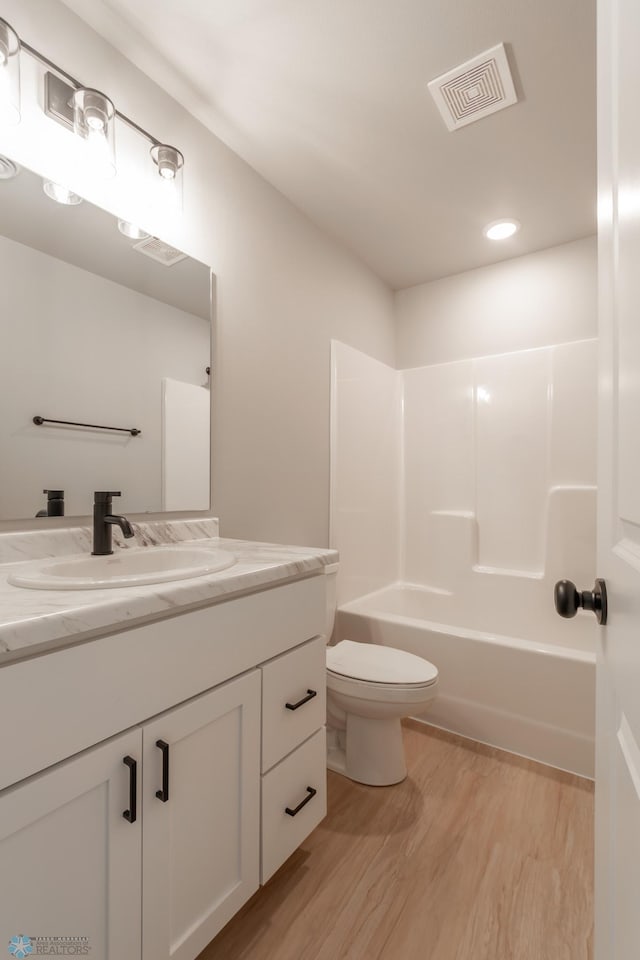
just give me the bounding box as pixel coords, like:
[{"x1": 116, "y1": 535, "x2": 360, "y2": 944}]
[{"x1": 0, "y1": 519, "x2": 338, "y2": 665}]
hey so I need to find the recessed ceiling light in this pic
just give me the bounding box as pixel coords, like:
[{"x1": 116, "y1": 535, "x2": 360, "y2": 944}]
[
  {"x1": 483, "y1": 219, "x2": 520, "y2": 240},
  {"x1": 43, "y1": 180, "x2": 83, "y2": 205},
  {"x1": 118, "y1": 219, "x2": 151, "y2": 240}
]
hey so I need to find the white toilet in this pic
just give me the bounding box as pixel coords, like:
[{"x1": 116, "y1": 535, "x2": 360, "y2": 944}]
[{"x1": 323, "y1": 566, "x2": 439, "y2": 786}]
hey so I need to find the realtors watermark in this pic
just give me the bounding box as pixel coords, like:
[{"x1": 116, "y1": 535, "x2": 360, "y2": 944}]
[{"x1": 8, "y1": 936, "x2": 91, "y2": 956}]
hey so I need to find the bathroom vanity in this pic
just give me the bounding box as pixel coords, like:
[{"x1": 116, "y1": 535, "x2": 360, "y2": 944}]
[{"x1": 0, "y1": 522, "x2": 335, "y2": 960}]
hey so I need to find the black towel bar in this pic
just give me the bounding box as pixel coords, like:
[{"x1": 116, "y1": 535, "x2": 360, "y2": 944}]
[{"x1": 33, "y1": 416, "x2": 141, "y2": 437}]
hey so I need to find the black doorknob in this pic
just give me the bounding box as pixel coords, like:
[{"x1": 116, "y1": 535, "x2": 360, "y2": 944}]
[{"x1": 554, "y1": 578, "x2": 608, "y2": 625}]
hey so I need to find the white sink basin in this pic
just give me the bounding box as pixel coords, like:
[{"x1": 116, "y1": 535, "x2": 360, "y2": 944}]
[{"x1": 8, "y1": 546, "x2": 237, "y2": 590}]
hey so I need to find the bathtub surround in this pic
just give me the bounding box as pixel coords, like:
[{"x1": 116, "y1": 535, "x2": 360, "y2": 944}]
[
  {"x1": 329, "y1": 342, "x2": 401, "y2": 606},
  {"x1": 331, "y1": 337, "x2": 597, "y2": 775},
  {"x1": 402, "y1": 339, "x2": 597, "y2": 609}
]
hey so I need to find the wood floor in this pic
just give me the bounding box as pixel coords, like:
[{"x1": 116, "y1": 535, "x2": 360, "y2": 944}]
[{"x1": 199, "y1": 721, "x2": 594, "y2": 960}]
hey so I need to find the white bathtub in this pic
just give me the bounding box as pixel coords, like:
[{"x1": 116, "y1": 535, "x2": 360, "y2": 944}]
[{"x1": 336, "y1": 583, "x2": 596, "y2": 778}]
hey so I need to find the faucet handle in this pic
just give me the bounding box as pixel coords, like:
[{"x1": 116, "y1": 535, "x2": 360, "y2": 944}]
[{"x1": 94, "y1": 491, "x2": 122, "y2": 503}]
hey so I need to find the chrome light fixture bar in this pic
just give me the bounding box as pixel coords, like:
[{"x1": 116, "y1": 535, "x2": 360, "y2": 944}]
[{"x1": 1, "y1": 18, "x2": 183, "y2": 195}]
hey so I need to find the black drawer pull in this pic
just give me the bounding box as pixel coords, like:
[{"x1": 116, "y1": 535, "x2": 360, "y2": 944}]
[
  {"x1": 123, "y1": 756, "x2": 137, "y2": 823},
  {"x1": 285, "y1": 689, "x2": 317, "y2": 711},
  {"x1": 156, "y1": 740, "x2": 170, "y2": 802},
  {"x1": 285, "y1": 786, "x2": 317, "y2": 817}
]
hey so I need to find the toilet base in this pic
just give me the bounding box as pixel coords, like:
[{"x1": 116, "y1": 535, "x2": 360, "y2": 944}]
[{"x1": 327, "y1": 716, "x2": 407, "y2": 786}]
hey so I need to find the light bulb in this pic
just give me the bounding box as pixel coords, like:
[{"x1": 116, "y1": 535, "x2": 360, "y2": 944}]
[
  {"x1": 148, "y1": 144, "x2": 184, "y2": 218},
  {"x1": 72, "y1": 88, "x2": 116, "y2": 179},
  {"x1": 87, "y1": 116, "x2": 104, "y2": 131}
]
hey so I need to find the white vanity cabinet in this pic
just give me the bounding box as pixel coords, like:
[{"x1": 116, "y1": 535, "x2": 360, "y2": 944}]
[
  {"x1": 0, "y1": 573, "x2": 328, "y2": 960},
  {"x1": 0, "y1": 673, "x2": 261, "y2": 960},
  {"x1": 0, "y1": 729, "x2": 143, "y2": 960},
  {"x1": 142, "y1": 672, "x2": 260, "y2": 960}
]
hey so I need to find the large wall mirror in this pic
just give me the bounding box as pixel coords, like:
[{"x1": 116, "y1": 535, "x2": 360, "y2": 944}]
[{"x1": 0, "y1": 155, "x2": 212, "y2": 521}]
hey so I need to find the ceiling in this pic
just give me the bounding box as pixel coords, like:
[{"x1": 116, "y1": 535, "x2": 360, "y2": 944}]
[{"x1": 62, "y1": 0, "x2": 596, "y2": 290}]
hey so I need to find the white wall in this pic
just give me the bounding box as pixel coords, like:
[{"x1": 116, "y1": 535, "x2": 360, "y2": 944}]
[
  {"x1": 0, "y1": 0, "x2": 395, "y2": 546},
  {"x1": 0, "y1": 235, "x2": 209, "y2": 519},
  {"x1": 395, "y1": 236, "x2": 597, "y2": 368}
]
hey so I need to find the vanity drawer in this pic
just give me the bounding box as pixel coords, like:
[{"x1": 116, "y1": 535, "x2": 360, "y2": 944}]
[
  {"x1": 261, "y1": 636, "x2": 326, "y2": 772},
  {"x1": 261, "y1": 727, "x2": 326, "y2": 883}
]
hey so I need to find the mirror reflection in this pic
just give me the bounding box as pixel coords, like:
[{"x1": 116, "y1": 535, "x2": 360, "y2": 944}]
[{"x1": 0, "y1": 156, "x2": 212, "y2": 520}]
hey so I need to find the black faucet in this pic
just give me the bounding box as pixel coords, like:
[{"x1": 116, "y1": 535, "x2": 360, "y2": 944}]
[
  {"x1": 36, "y1": 489, "x2": 65, "y2": 518},
  {"x1": 92, "y1": 491, "x2": 135, "y2": 556}
]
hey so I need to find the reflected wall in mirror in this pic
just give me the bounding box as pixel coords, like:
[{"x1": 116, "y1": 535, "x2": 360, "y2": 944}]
[{"x1": 0, "y1": 156, "x2": 212, "y2": 520}]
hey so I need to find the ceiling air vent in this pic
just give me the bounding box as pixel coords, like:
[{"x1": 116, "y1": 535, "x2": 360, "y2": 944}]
[
  {"x1": 132, "y1": 236, "x2": 187, "y2": 267},
  {"x1": 427, "y1": 43, "x2": 518, "y2": 131}
]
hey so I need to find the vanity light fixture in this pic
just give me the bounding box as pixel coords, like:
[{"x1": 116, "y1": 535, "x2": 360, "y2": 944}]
[
  {"x1": 483, "y1": 219, "x2": 521, "y2": 240},
  {"x1": 118, "y1": 219, "x2": 151, "y2": 240},
  {"x1": 43, "y1": 180, "x2": 83, "y2": 205},
  {"x1": 0, "y1": 17, "x2": 20, "y2": 125},
  {"x1": 0, "y1": 17, "x2": 185, "y2": 200}
]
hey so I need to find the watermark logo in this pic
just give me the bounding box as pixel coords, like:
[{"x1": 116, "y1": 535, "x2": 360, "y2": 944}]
[
  {"x1": 7, "y1": 937, "x2": 33, "y2": 959},
  {"x1": 7, "y1": 937, "x2": 89, "y2": 956}
]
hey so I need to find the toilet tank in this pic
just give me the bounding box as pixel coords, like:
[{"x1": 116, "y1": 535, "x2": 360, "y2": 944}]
[{"x1": 323, "y1": 562, "x2": 339, "y2": 643}]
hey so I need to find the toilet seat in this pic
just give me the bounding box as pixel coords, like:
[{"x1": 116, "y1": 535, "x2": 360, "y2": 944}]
[
  {"x1": 326, "y1": 640, "x2": 438, "y2": 686},
  {"x1": 326, "y1": 669, "x2": 438, "y2": 704}
]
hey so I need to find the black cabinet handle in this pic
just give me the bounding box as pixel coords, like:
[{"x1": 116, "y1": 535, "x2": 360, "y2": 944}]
[
  {"x1": 285, "y1": 786, "x2": 317, "y2": 817},
  {"x1": 155, "y1": 740, "x2": 169, "y2": 802},
  {"x1": 123, "y1": 756, "x2": 137, "y2": 823},
  {"x1": 285, "y1": 689, "x2": 317, "y2": 711}
]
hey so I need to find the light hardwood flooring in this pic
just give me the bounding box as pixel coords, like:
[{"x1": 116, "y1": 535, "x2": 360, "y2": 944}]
[{"x1": 199, "y1": 721, "x2": 594, "y2": 960}]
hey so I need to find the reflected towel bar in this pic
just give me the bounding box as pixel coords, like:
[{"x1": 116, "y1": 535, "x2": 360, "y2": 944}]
[{"x1": 33, "y1": 416, "x2": 141, "y2": 437}]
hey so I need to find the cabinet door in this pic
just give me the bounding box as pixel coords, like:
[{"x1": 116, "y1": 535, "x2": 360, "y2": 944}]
[
  {"x1": 0, "y1": 730, "x2": 142, "y2": 960},
  {"x1": 142, "y1": 671, "x2": 260, "y2": 960}
]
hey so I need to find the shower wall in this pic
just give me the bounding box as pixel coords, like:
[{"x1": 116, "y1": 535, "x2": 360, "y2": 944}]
[
  {"x1": 403, "y1": 339, "x2": 597, "y2": 590},
  {"x1": 330, "y1": 341, "x2": 401, "y2": 607},
  {"x1": 330, "y1": 337, "x2": 598, "y2": 638}
]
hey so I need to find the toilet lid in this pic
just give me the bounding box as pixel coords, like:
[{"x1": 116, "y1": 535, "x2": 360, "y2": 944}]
[{"x1": 326, "y1": 640, "x2": 438, "y2": 685}]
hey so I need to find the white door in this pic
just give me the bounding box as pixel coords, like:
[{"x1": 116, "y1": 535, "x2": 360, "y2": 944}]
[
  {"x1": 596, "y1": 0, "x2": 640, "y2": 956},
  {"x1": 141, "y1": 671, "x2": 260, "y2": 960},
  {"x1": 0, "y1": 730, "x2": 142, "y2": 960}
]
